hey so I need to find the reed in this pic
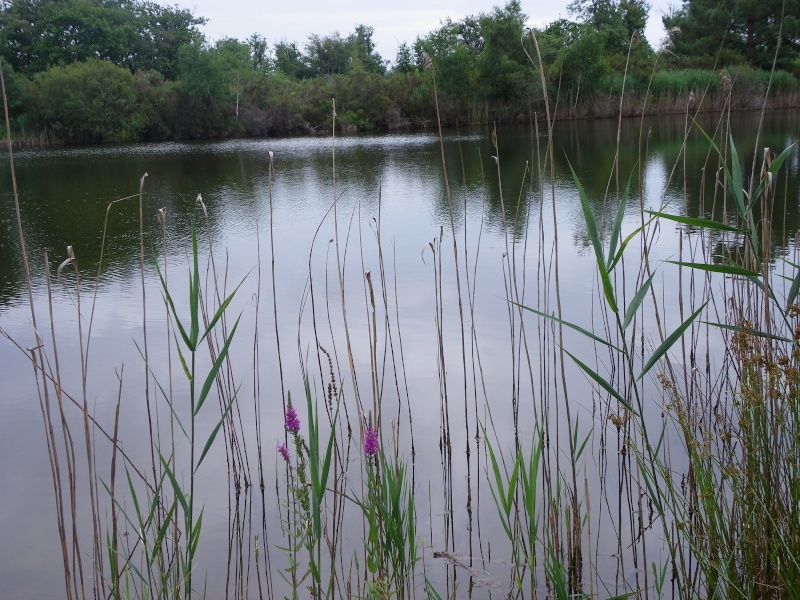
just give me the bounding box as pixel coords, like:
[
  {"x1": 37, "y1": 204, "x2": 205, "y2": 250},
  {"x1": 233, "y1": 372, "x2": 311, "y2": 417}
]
[{"x1": 3, "y1": 23, "x2": 800, "y2": 600}]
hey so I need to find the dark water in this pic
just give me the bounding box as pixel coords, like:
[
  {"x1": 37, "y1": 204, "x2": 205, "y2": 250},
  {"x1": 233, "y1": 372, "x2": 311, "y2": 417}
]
[{"x1": 1, "y1": 111, "x2": 798, "y2": 598}]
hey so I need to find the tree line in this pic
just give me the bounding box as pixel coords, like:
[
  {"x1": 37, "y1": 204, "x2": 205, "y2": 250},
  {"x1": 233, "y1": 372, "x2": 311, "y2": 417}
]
[{"x1": 0, "y1": 0, "x2": 797, "y2": 144}]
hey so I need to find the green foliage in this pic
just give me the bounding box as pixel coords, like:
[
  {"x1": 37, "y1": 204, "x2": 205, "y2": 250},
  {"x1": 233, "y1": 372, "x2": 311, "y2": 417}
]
[
  {"x1": 393, "y1": 43, "x2": 416, "y2": 74},
  {"x1": 477, "y1": 1, "x2": 532, "y2": 102},
  {"x1": 274, "y1": 41, "x2": 314, "y2": 79},
  {"x1": 663, "y1": 0, "x2": 800, "y2": 70},
  {"x1": 357, "y1": 449, "x2": 417, "y2": 596},
  {"x1": 0, "y1": 0, "x2": 205, "y2": 79},
  {"x1": 154, "y1": 224, "x2": 242, "y2": 600},
  {"x1": 303, "y1": 25, "x2": 386, "y2": 77},
  {"x1": 652, "y1": 133, "x2": 800, "y2": 597},
  {"x1": 32, "y1": 58, "x2": 143, "y2": 143}
]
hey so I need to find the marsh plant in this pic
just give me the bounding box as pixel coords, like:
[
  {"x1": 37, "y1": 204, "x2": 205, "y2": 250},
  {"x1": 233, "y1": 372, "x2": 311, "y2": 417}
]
[
  {"x1": 355, "y1": 414, "x2": 417, "y2": 597},
  {"x1": 277, "y1": 380, "x2": 340, "y2": 599},
  {"x1": 4, "y1": 25, "x2": 800, "y2": 600}
]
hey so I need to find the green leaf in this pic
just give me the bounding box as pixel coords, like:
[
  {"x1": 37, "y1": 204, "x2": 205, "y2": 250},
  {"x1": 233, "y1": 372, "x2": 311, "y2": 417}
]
[
  {"x1": 159, "y1": 453, "x2": 189, "y2": 518},
  {"x1": 149, "y1": 501, "x2": 176, "y2": 567},
  {"x1": 568, "y1": 160, "x2": 617, "y2": 311},
  {"x1": 318, "y1": 399, "x2": 340, "y2": 511},
  {"x1": 788, "y1": 266, "x2": 800, "y2": 306},
  {"x1": 701, "y1": 321, "x2": 793, "y2": 344},
  {"x1": 155, "y1": 260, "x2": 192, "y2": 349},
  {"x1": 199, "y1": 280, "x2": 245, "y2": 345},
  {"x1": 645, "y1": 211, "x2": 743, "y2": 233},
  {"x1": 189, "y1": 224, "x2": 200, "y2": 347},
  {"x1": 667, "y1": 261, "x2": 761, "y2": 278},
  {"x1": 563, "y1": 348, "x2": 636, "y2": 415},
  {"x1": 513, "y1": 302, "x2": 622, "y2": 351},
  {"x1": 607, "y1": 169, "x2": 634, "y2": 269},
  {"x1": 622, "y1": 274, "x2": 654, "y2": 330},
  {"x1": 637, "y1": 302, "x2": 707, "y2": 381},
  {"x1": 196, "y1": 388, "x2": 240, "y2": 469},
  {"x1": 608, "y1": 221, "x2": 650, "y2": 272},
  {"x1": 195, "y1": 315, "x2": 241, "y2": 416},
  {"x1": 174, "y1": 333, "x2": 192, "y2": 382},
  {"x1": 189, "y1": 508, "x2": 203, "y2": 558}
]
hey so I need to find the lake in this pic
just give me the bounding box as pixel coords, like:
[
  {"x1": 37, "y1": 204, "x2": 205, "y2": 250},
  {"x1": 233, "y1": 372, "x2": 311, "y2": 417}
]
[{"x1": 1, "y1": 109, "x2": 799, "y2": 599}]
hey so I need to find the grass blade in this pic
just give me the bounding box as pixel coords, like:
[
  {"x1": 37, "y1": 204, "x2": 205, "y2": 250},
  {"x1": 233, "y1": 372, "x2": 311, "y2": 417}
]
[
  {"x1": 563, "y1": 348, "x2": 636, "y2": 414},
  {"x1": 645, "y1": 211, "x2": 743, "y2": 233},
  {"x1": 622, "y1": 274, "x2": 654, "y2": 330},
  {"x1": 637, "y1": 302, "x2": 707, "y2": 381},
  {"x1": 514, "y1": 302, "x2": 622, "y2": 351},
  {"x1": 195, "y1": 314, "x2": 241, "y2": 416},
  {"x1": 667, "y1": 261, "x2": 761, "y2": 278}
]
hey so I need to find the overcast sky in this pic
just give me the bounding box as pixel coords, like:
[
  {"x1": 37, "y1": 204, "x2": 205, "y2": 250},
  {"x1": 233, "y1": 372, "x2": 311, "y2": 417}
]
[{"x1": 167, "y1": 0, "x2": 675, "y2": 63}]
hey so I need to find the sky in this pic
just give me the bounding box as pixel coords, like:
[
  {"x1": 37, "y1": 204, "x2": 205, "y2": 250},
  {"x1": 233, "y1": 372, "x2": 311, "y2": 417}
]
[{"x1": 166, "y1": 0, "x2": 675, "y2": 64}]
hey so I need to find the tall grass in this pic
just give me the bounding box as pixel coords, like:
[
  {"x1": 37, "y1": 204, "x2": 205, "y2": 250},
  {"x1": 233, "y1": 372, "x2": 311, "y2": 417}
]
[{"x1": 2, "y1": 28, "x2": 800, "y2": 600}]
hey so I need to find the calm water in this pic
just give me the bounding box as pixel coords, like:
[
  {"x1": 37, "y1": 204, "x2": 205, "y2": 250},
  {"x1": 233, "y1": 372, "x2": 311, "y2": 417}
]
[{"x1": 1, "y1": 111, "x2": 799, "y2": 598}]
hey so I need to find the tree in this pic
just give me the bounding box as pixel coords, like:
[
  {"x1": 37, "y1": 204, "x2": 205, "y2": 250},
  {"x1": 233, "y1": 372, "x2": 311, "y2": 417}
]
[
  {"x1": 415, "y1": 16, "x2": 481, "y2": 102},
  {"x1": 393, "y1": 42, "x2": 416, "y2": 73},
  {"x1": 273, "y1": 41, "x2": 313, "y2": 79},
  {"x1": 0, "y1": 0, "x2": 206, "y2": 79},
  {"x1": 347, "y1": 24, "x2": 386, "y2": 74},
  {"x1": 568, "y1": 0, "x2": 649, "y2": 52},
  {"x1": 477, "y1": 0, "x2": 532, "y2": 102},
  {"x1": 248, "y1": 33, "x2": 270, "y2": 75},
  {"x1": 32, "y1": 58, "x2": 143, "y2": 142},
  {"x1": 305, "y1": 31, "x2": 351, "y2": 75},
  {"x1": 663, "y1": 0, "x2": 800, "y2": 70},
  {"x1": 177, "y1": 42, "x2": 226, "y2": 104}
]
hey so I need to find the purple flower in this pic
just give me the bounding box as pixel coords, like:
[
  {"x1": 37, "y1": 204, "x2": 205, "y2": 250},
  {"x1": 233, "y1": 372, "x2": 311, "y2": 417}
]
[
  {"x1": 277, "y1": 442, "x2": 291, "y2": 463},
  {"x1": 364, "y1": 427, "x2": 379, "y2": 456},
  {"x1": 284, "y1": 405, "x2": 300, "y2": 434}
]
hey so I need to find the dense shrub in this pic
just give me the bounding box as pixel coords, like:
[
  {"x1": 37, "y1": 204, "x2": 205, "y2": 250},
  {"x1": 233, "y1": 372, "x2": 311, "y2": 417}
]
[{"x1": 32, "y1": 59, "x2": 143, "y2": 143}]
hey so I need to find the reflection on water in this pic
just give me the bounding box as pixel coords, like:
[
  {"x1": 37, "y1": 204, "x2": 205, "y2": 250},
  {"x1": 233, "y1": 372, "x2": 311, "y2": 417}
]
[{"x1": 0, "y1": 111, "x2": 798, "y2": 598}]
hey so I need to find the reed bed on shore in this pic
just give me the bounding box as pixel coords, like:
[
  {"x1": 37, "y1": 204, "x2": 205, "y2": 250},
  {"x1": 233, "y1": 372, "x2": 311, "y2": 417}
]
[{"x1": 2, "y1": 28, "x2": 800, "y2": 600}]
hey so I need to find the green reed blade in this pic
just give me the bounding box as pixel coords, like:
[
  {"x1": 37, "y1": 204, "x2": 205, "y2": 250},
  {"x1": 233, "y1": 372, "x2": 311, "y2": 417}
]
[
  {"x1": 645, "y1": 211, "x2": 744, "y2": 233},
  {"x1": 568, "y1": 160, "x2": 618, "y2": 312},
  {"x1": 637, "y1": 302, "x2": 707, "y2": 381},
  {"x1": 667, "y1": 260, "x2": 761, "y2": 277},
  {"x1": 155, "y1": 260, "x2": 192, "y2": 348},
  {"x1": 608, "y1": 168, "x2": 634, "y2": 269},
  {"x1": 608, "y1": 221, "x2": 650, "y2": 272},
  {"x1": 149, "y1": 501, "x2": 176, "y2": 567},
  {"x1": 514, "y1": 302, "x2": 622, "y2": 351},
  {"x1": 195, "y1": 314, "x2": 241, "y2": 416},
  {"x1": 199, "y1": 280, "x2": 244, "y2": 345},
  {"x1": 789, "y1": 268, "x2": 800, "y2": 307},
  {"x1": 196, "y1": 388, "x2": 239, "y2": 470},
  {"x1": 189, "y1": 225, "x2": 200, "y2": 347},
  {"x1": 125, "y1": 468, "x2": 144, "y2": 528},
  {"x1": 701, "y1": 321, "x2": 793, "y2": 344},
  {"x1": 564, "y1": 348, "x2": 636, "y2": 415},
  {"x1": 729, "y1": 135, "x2": 746, "y2": 218},
  {"x1": 159, "y1": 453, "x2": 189, "y2": 518},
  {"x1": 622, "y1": 274, "x2": 654, "y2": 331},
  {"x1": 483, "y1": 431, "x2": 514, "y2": 540},
  {"x1": 189, "y1": 509, "x2": 203, "y2": 558}
]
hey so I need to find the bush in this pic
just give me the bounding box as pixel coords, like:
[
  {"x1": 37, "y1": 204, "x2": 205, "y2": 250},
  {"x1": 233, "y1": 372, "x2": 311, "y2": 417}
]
[{"x1": 32, "y1": 59, "x2": 143, "y2": 143}]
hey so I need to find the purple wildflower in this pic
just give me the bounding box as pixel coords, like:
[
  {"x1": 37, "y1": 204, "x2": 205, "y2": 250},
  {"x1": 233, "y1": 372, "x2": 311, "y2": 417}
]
[
  {"x1": 277, "y1": 442, "x2": 291, "y2": 463},
  {"x1": 284, "y1": 405, "x2": 300, "y2": 434},
  {"x1": 364, "y1": 426, "x2": 379, "y2": 456}
]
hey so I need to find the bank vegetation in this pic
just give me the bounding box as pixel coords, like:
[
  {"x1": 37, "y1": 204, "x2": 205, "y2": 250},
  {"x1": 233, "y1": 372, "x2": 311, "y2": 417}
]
[{"x1": 0, "y1": 0, "x2": 799, "y2": 144}]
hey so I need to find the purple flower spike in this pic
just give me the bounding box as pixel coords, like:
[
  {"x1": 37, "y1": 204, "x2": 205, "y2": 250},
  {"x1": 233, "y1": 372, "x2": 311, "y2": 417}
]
[
  {"x1": 278, "y1": 443, "x2": 291, "y2": 463},
  {"x1": 364, "y1": 427, "x2": 379, "y2": 456},
  {"x1": 284, "y1": 405, "x2": 300, "y2": 434}
]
